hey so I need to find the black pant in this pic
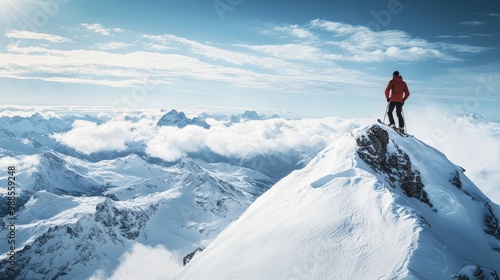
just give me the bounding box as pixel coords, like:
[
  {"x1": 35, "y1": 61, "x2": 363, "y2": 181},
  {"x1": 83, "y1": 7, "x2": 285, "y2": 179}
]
[{"x1": 388, "y1": 102, "x2": 404, "y2": 127}]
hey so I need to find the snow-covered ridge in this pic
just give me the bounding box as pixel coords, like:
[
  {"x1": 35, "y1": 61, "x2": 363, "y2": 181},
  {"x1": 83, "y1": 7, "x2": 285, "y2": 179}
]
[{"x1": 175, "y1": 124, "x2": 500, "y2": 279}]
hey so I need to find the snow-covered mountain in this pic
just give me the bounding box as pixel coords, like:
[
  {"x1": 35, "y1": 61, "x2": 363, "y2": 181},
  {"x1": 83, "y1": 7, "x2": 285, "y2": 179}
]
[
  {"x1": 0, "y1": 151, "x2": 274, "y2": 279},
  {"x1": 175, "y1": 124, "x2": 500, "y2": 279},
  {"x1": 0, "y1": 113, "x2": 70, "y2": 135}
]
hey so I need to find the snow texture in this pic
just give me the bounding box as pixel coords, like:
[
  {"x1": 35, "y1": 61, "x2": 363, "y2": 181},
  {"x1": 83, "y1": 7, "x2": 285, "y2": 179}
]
[{"x1": 175, "y1": 124, "x2": 500, "y2": 280}]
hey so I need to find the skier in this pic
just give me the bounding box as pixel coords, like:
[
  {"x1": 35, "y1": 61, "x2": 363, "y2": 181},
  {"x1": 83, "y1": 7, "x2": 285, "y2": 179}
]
[{"x1": 385, "y1": 71, "x2": 410, "y2": 133}]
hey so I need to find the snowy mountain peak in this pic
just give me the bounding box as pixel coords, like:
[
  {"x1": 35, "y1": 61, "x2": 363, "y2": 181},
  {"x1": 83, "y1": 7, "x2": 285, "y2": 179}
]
[
  {"x1": 240, "y1": 110, "x2": 260, "y2": 120},
  {"x1": 175, "y1": 123, "x2": 500, "y2": 279},
  {"x1": 460, "y1": 113, "x2": 489, "y2": 124},
  {"x1": 157, "y1": 109, "x2": 210, "y2": 129},
  {"x1": 0, "y1": 113, "x2": 69, "y2": 135},
  {"x1": 176, "y1": 158, "x2": 205, "y2": 173}
]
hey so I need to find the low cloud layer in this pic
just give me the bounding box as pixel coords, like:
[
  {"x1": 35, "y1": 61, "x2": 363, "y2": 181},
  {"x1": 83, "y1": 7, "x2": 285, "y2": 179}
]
[
  {"x1": 90, "y1": 243, "x2": 182, "y2": 280},
  {"x1": 52, "y1": 115, "x2": 366, "y2": 159},
  {"x1": 146, "y1": 117, "x2": 366, "y2": 161},
  {"x1": 51, "y1": 117, "x2": 157, "y2": 155}
]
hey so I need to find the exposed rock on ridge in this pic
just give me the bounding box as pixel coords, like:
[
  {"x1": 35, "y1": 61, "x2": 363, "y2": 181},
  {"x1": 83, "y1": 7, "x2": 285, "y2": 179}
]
[{"x1": 356, "y1": 125, "x2": 433, "y2": 208}]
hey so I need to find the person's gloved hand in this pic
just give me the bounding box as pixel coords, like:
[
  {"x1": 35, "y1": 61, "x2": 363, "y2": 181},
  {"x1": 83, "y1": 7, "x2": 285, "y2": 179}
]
[{"x1": 387, "y1": 98, "x2": 390, "y2": 102}]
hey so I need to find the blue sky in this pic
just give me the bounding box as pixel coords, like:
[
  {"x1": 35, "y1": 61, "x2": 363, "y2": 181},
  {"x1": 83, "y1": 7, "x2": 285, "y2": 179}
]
[{"x1": 0, "y1": 0, "x2": 499, "y2": 120}]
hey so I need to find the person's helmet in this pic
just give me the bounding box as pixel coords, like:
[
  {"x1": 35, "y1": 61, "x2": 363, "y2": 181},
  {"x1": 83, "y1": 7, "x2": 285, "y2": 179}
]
[{"x1": 393, "y1": 71, "x2": 400, "y2": 76}]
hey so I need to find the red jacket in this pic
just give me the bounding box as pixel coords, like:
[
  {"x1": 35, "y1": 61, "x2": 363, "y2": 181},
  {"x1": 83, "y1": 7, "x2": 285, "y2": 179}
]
[{"x1": 385, "y1": 75, "x2": 410, "y2": 102}]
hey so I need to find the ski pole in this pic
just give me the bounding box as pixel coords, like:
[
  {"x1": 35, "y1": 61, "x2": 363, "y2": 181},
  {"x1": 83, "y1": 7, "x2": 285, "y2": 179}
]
[
  {"x1": 383, "y1": 102, "x2": 389, "y2": 123},
  {"x1": 402, "y1": 108, "x2": 407, "y2": 133}
]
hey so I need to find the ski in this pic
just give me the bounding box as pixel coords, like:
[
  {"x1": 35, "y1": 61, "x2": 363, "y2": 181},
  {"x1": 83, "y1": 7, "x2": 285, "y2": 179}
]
[{"x1": 377, "y1": 119, "x2": 413, "y2": 137}]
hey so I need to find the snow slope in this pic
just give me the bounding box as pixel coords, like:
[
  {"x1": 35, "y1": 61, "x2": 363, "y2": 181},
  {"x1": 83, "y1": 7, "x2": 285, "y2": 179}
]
[{"x1": 175, "y1": 124, "x2": 500, "y2": 279}]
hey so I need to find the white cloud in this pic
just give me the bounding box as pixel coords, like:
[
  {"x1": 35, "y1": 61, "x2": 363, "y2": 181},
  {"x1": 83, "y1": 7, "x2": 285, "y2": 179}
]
[
  {"x1": 145, "y1": 117, "x2": 366, "y2": 161},
  {"x1": 384, "y1": 46, "x2": 454, "y2": 61},
  {"x1": 141, "y1": 35, "x2": 172, "y2": 51},
  {"x1": 81, "y1": 23, "x2": 124, "y2": 36},
  {"x1": 0, "y1": 45, "x2": 216, "y2": 88},
  {"x1": 51, "y1": 120, "x2": 130, "y2": 154},
  {"x1": 0, "y1": 20, "x2": 489, "y2": 99},
  {"x1": 51, "y1": 112, "x2": 366, "y2": 161},
  {"x1": 4, "y1": 30, "x2": 72, "y2": 43},
  {"x1": 272, "y1": 24, "x2": 316, "y2": 39},
  {"x1": 92, "y1": 243, "x2": 182, "y2": 280},
  {"x1": 51, "y1": 117, "x2": 157, "y2": 155},
  {"x1": 310, "y1": 19, "x2": 368, "y2": 35},
  {"x1": 437, "y1": 42, "x2": 489, "y2": 54},
  {"x1": 146, "y1": 125, "x2": 209, "y2": 161},
  {"x1": 95, "y1": 42, "x2": 133, "y2": 50},
  {"x1": 158, "y1": 34, "x2": 294, "y2": 70},
  {"x1": 309, "y1": 19, "x2": 487, "y2": 62},
  {"x1": 0, "y1": 155, "x2": 40, "y2": 172},
  {"x1": 235, "y1": 43, "x2": 322, "y2": 61},
  {"x1": 458, "y1": 21, "x2": 486, "y2": 26},
  {"x1": 0, "y1": 42, "x2": 369, "y2": 93}
]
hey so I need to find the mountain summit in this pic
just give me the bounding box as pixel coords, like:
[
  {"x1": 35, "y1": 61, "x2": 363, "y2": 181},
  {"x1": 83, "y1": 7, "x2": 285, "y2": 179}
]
[
  {"x1": 157, "y1": 109, "x2": 210, "y2": 129},
  {"x1": 175, "y1": 124, "x2": 500, "y2": 279}
]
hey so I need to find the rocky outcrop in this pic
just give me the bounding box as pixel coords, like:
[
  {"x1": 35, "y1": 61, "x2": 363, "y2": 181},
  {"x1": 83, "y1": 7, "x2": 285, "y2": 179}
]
[
  {"x1": 454, "y1": 265, "x2": 500, "y2": 280},
  {"x1": 485, "y1": 202, "x2": 500, "y2": 241},
  {"x1": 94, "y1": 198, "x2": 157, "y2": 240},
  {"x1": 183, "y1": 247, "x2": 205, "y2": 266},
  {"x1": 356, "y1": 125, "x2": 433, "y2": 208}
]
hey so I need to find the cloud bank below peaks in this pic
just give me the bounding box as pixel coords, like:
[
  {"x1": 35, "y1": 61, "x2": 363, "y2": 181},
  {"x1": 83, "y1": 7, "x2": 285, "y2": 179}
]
[
  {"x1": 51, "y1": 117, "x2": 157, "y2": 155},
  {"x1": 52, "y1": 115, "x2": 368, "y2": 161}
]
